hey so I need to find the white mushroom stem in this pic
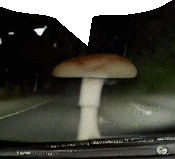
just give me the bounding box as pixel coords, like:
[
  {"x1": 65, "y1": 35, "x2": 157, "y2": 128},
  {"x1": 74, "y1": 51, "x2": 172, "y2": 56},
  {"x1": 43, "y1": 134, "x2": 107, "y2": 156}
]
[{"x1": 77, "y1": 77, "x2": 105, "y2": 140}]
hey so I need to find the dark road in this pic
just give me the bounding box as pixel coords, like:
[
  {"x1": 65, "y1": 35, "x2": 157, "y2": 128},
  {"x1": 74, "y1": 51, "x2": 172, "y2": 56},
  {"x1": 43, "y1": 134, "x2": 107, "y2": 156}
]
[
  {"x1": 0, "y1": 95, "x2": 80, "y2": 142},
  {"x1": 0, "y1": 91, "x2": 175, "y2": 143}
]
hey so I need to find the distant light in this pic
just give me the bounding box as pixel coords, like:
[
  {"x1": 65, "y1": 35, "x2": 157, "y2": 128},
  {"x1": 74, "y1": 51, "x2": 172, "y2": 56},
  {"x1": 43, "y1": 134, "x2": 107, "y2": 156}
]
[
  {"x1": 8, "y1": 32, "x2": 15, "y2": 35},
  {"x1": 34, "y1": 25, "x2": 47, "y2": 36},
  {"x1": 0, "y1": 38, "x2": 2, "y2": 45},
  {"x1": 53, "y1": 42, "x2": 57, "y2": 48},
  {"x1": 5, "y1": 68, "x2": 8, "y2": 72}
]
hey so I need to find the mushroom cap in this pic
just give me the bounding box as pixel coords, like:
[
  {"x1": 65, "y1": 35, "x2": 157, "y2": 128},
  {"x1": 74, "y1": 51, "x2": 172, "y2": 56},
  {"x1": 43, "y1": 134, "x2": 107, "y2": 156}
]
[{"x1": 52, "y1": 53, "x2": 137, "y2": 78}]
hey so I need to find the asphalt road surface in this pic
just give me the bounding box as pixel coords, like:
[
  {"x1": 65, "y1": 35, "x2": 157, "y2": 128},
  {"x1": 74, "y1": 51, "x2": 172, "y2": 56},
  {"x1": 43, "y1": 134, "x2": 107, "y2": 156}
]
[
  {"x1": 0, "y1": 95, "x2": 80, "y2": 142},
  {"x1": 0, "y1": 87, "x2": 175, "y2": 143}
]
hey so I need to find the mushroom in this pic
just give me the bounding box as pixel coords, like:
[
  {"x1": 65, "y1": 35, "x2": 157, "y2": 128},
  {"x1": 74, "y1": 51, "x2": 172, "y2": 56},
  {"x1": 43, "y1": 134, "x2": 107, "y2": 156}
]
[{"x1": 52, "y1": 53, "x2": 137, "y2": 140}]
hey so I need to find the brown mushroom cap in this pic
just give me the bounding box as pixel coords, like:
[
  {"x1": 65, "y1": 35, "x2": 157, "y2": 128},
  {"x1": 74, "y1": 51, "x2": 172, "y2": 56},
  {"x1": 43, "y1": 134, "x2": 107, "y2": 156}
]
[{"x1": 52, "y1": 53, "x2": 137, "y2": 78}]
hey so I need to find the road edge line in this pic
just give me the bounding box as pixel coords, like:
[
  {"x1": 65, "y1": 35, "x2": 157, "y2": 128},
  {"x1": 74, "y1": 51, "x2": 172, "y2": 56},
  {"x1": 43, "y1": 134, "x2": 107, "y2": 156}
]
[{"x1": 0, "y1": 99, "x2": 53, "y2": 120}]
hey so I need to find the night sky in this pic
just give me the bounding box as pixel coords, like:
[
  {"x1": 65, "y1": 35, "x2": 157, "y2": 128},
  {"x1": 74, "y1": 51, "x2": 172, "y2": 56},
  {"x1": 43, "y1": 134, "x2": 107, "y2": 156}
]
[{"x1": 0, "y1": 1, "x2": 175, "y2": 94}]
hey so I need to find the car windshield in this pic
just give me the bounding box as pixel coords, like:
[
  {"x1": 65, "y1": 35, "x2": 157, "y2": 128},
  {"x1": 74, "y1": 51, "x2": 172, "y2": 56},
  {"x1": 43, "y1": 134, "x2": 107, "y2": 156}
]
[{"x1": 0, "y1": 3, "x2": 175, "y2": 145}]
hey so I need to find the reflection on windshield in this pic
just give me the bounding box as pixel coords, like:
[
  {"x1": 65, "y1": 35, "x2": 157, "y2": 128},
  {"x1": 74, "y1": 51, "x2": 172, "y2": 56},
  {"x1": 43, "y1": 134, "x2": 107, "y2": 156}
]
[{"x1": 0, "y1": 4, "x2": 175, "y2": 143}]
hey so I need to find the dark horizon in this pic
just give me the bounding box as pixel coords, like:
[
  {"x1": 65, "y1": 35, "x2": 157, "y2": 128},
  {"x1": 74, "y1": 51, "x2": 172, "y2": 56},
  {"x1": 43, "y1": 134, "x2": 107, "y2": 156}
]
[{"x1": 0, "y1": 1, "x2": 174, "y2": 95}]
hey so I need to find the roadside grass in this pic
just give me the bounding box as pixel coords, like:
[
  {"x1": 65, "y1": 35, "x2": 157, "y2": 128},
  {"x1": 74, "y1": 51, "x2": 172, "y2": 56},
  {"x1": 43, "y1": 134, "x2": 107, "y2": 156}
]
[
  {"x1": 0, "y1": 83, "x2": 47, "y2": 101},
  {"x1": 0, "y1": 84, "x2": 21, "y2": 101}
]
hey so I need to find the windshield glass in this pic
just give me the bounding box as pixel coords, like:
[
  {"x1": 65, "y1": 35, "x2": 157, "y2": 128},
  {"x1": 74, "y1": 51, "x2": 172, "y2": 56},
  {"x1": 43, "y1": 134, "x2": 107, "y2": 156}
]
[{"x1": 0, "y1": 3, "x2": 175, "y2": 143}]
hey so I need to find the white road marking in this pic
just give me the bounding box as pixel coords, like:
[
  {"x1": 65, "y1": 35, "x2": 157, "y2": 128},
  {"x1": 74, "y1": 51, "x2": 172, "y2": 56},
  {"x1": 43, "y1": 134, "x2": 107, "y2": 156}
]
[
  {"x1": 135, "y1": 105, "x2": 153, "y2": 115},
  {"x1": 98, "y1": 116, "x2": 104, "y2": 123},
  {"x1": 0, "y1": 99, "x2": 53, "y2": 120},
  {"x1": 129, "y1": 103, "x2": 153, "y2": 115}
]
